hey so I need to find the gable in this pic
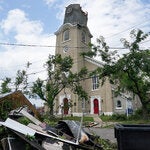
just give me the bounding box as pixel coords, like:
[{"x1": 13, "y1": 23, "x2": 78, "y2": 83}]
[{"x1": 84, "y1": 56, "x2": 103, "y2": 70}]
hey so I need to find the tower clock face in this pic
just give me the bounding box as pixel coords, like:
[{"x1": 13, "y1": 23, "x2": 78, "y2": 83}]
[
  {"x1": 63, "y1": 45, "x2": 69, "y2": 53},
  {"x1": 66, "y1": 7, "x2": 72, "y2": 14}
]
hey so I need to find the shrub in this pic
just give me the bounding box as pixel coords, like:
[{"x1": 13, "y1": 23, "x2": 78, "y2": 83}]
[
  {"x1": 111, "y1": 114, "x2": 127, "y2": 121},
  {"x1": 0, "y1": 100, "x2": 13, "y2": 120},
  {"x1": 100, "y1": 115, "x2": 112, "y2": 121},
  {"x1": 101, "y1": 114, "x2": 127, "y2": 121}
]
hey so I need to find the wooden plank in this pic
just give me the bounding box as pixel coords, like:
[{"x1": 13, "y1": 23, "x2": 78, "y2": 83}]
[
  {"x1": 0, "y1": 118, "x2": 36, "y2": 136},
  {"x1": 20, "y1": 109, "x2": 42, "y2": 125}
]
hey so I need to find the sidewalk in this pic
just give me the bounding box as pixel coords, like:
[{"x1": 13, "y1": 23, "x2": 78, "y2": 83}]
[
  {"x1": 84, "y1": 127, "x2": 116, "y2": 143},
  {"x1": 91, "y1": 115, "x2": 117, "y2": 128},
  {"x1": 93, "y1": 115, "x2": 103, "y2": 127},
  {"x1": 84, "y1": 115, "x2": 117, "y2": 143}
]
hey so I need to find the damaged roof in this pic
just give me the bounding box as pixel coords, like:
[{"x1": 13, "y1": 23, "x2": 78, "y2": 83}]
[{"x1": 0, "y1": 90, "x2": 41, "y2": 118}]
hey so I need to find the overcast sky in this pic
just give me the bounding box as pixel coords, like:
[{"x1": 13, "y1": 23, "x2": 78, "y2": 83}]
[{"x1": 0, "y1": 0, "x2": 150, "y2": 84}]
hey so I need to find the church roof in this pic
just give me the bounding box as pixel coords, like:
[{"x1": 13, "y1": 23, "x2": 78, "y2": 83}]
[{"x1": 84, "y1": 56, "x2": 103, "y2": 67}]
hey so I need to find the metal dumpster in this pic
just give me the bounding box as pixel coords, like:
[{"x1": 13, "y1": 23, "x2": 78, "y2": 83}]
[{"x1": 115, "y1": 124, "x2": 150, "y2": 150}]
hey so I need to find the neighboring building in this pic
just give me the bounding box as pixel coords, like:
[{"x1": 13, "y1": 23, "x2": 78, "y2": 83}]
[
  {"x1": 52, "y1": 4, "x2": 141, "y2": 116},
  {"x1": 0, "y1": 91, "x2": 41, "y2": 118}
]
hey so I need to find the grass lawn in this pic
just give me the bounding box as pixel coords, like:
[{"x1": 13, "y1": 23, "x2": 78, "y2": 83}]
[
  {"x1": 100, "y1": 114, "x2": 150, "y2": 129},
  {"x1": 43, "y1": 115, "x2": 94, "y2": 126}
]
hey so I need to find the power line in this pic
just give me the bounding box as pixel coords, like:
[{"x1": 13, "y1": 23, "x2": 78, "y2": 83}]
[
  {"x1": 0, "y1": 58, "x2": 89, "y2": 79},
  {"x1": 0, "y1": 42, "x2": 54, "y2": 48},
  {"x1": 105, "y1": 20, "x2": 150, "y2": 39},
  {"x1": 1, "y1": 41, "x2": 149, "y2": 50},
  {"x1": 0, "y1": 41, "x2": 129, "y2": 50},
  {"x1": 0, "y1": 58, "x2": 48, "y2": 70},
  {"x1": 0, "y1": 42, "x2": 85, "y2": 49},
  {"x1": 0, "y1": 69, "x2": 47, "y2": 80},
  {"x1": 0, "y1": 70, "x2": 97, "y2": 90}
]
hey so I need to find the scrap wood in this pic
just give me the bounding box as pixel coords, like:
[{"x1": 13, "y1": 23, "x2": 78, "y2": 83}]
[
  {"x1": 35, "y1": 130, "x2": 79, "y2": 145},
  {"x1": 20, "y1": 108, "x2": 42, "y2": 125},
  {"x1": 0, "y1": 118, "x2": 36, "y2": 136},
  {"x1": 28, "y1": 123, "x2": 59, "y2": 137},
  {"x1": 85, "y1": 122, "x2": 99, "y2": 127},
  {"x1": 41, "y1": 138, "x2": 64, "y2": 150},
  {"x1": 11, "y1": 130, "x2": 45, "y2": 150},
  {"x1": 2, "y1": 107, "x2": 103, "y2": 150},
  {"x1": 56, "y1": 120, "x2": 89, "y2": 143},
  {"x1": 0, "y1": 118, "x2": 79, "y2": 146},
  {"x1": 28, "y1": 123, "x2": 47, "y2": 134},
  {"x1": 10, "y1": 107, "x2": 42, "y2": 125},
  {"x1": 1, "y1": 137, "x2": 27, "y2": 150}
]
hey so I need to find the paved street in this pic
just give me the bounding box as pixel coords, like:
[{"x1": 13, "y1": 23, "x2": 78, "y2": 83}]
[
  {"x1": 83, "y1": 115, "x2": 117, "y2": 143},
  {"x1": 84, "y1": 127, "x2": 117, "y2": 143}
]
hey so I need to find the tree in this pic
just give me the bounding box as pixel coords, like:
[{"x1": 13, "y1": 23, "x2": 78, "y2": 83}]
[
  {"x1": 0, "y1": 61, "x2": 31, "y2": 94},
  {"x1": 0, "y1": 69, "x2": 29, "y2": 122},
  {"x1": 14, "y1": 70, "x2": 27, "y2": 91},
  {"x1": 0, "y1": 77, "x2": 11, "y2": 94},
  {"x1": 0, "y1": 69, "x2": 29, "y2": 94},
  {"x1": 32, "y1": 54, "x2": 88, "y2": 116},
  {"x1": 84, "y1": 29, "x2": 150, "y2": 117}
]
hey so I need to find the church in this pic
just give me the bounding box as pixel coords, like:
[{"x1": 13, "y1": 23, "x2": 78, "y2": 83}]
[{"x1": 53, "y1": 4, "x2": 139, "y2": 116}]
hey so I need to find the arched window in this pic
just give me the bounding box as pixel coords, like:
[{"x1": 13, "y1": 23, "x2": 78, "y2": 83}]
[
  {"x1": 116, "y1": 100, "x2": 122, "y2": 108},
  {"x1": 63, "y1": 29, "x2": 69, "y2": 41},
  {"x1": 81, "y1": 31, "x2": 86, "y2": 43}
]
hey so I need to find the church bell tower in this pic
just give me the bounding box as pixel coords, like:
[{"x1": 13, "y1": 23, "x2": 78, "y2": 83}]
[{"x1": 55, "y1": 4, "x2": 92, "y2": 73}]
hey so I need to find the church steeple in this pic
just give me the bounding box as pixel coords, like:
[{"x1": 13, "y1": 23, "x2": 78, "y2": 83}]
[
  {"x1": 55, "y1": 4, "x2": 92, "y2": 72},
  {"x1": 63, "y1": 4, "x2": 88, "y2": 26}
]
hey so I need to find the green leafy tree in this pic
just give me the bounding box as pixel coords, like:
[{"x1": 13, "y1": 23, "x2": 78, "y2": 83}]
[
  {"x1": 0, "y1": 70, "x2": 28, "y2": 120},
  {"x1": 32, "y1": 54, "x2": 88, "y2": 116},
  {"x1": 0, "y1": 62, "x2": 31, "y2": 94},
  {"x1": 0, "y1": 77, "x2": 11, "y2": 94},
  {"x1": 14, "y1": 70, "x2": 27, "y2": 91},
  {"x1": 84, "y1": 29, "x2": 150, "y2": 118}
]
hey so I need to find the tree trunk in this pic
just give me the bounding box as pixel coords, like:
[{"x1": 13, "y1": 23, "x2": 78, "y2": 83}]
[
  {"x1": 142, "y1": 104, "x2": 149, "y2": 120},
  {"x1": 46, "y1": 100, "x2": 54, "y2": 118},
  {"x1": 50, "y1": 107, "x2": 53, "y2": 116},
  {"x1": 138, "y1": 94, "x2": 149, "y2": 119}
]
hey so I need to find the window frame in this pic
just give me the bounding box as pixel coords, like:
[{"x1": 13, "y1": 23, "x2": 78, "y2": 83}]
[
  {"x1": 92, "y1": 75, "x2": 99, "y2": 90},
  {"x1": 81, "y1": 31, "x2": 86, "y2": 43},
  {"x1": 63, "y1": 29, "x2": 70, "y2": 41},
  {"x1": 116, "y1": 100, "x2": 122, "y2": 109}
]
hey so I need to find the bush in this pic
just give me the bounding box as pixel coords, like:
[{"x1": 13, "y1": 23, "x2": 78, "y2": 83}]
[
  {"x1": 101, "y1": 114, "x2": 127, "y2": 121},
  {"x1": 111, "y1": 114, "x2": 127, "y2": 121},
  {"x1": 127, "y1": 108, "x2": 144, "y2": 120},
  {"x1": 0, "y1": 100, "x2": 13, "y2": 120},
  {"x1": 100, "y1": 115, "x2": 112, "y2": 121}
]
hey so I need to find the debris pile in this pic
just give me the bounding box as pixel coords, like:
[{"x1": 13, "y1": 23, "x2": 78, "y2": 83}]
[{"x1": 0, "y1": 107, "x2": 103, "y2": 150}]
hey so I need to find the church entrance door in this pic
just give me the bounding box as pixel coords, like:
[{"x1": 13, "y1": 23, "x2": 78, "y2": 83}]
[
  {"x1": 93, "y1": 99, "x2": 99, "y2": 114},
  {"x1": 63, "y1": 98, "x2": 69, "y2": 114}
]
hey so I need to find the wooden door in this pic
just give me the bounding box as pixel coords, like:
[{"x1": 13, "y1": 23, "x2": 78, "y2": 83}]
[
  {"x1": 94, "y1": 99, "x2": 99, "y2": 114},
  {"x1": 63, "y1": 98, "x2": 69, "y2": 114}
]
